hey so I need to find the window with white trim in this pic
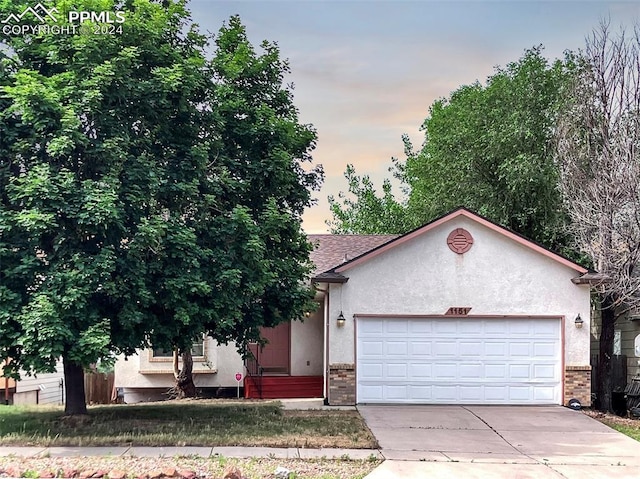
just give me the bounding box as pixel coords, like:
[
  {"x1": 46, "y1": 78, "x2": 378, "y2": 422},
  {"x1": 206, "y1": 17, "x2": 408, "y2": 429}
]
[{"x1": 151, "y1": 339, "x2": 205, "y2": 360}]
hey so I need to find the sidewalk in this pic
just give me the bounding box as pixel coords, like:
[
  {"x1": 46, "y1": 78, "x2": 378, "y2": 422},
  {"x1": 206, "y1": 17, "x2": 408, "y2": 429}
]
[{"x1": 0, "y1": 445, "x2": 382, "y2": 460}]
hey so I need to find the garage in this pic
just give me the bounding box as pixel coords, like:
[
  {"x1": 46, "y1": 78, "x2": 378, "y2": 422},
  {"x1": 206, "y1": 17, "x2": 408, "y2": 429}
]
[
  {"x1": 357, "y1": 316, "x2": 562, "y2": 405},
  {"x1": 319, "y1": 208, "x2": 592, "y2": 407}
]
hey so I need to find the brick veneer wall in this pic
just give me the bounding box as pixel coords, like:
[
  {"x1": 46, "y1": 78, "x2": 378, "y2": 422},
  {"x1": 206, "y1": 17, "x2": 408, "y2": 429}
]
[
  {"x1": 329, "y1": 363, "x2": 356, "y2": 406},
  {"x1": 565, "y1": 366, "x2": 591, "y2": 407}
]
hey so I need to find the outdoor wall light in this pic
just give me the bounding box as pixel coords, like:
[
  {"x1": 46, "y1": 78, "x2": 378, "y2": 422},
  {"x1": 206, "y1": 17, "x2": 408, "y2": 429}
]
[
  {"x1": 575, "y1": 314, "x2": 584, "y2": 329},
  {"x1": 337, "y1": 311, "x2": 346, "y2": 327}
]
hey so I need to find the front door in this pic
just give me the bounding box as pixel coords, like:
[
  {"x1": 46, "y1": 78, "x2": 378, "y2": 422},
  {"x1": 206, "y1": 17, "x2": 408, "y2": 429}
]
[{"x1": 257, "y1": 322, "x2": 290, "y2": 375}]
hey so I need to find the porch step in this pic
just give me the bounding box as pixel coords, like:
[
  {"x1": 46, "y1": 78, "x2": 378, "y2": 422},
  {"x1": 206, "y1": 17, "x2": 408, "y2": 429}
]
[{"x1": 244, "y1": 375, "x2": 322, "y2": 399}]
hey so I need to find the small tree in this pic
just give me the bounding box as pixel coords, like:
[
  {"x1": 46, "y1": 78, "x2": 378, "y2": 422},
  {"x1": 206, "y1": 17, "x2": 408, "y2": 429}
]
[
  {"x1": 556, "y1": 22, "x2": 640, "y2": 412},
  {"x1": 327, "y1": 163, "x2": 410, "y2": 234}
]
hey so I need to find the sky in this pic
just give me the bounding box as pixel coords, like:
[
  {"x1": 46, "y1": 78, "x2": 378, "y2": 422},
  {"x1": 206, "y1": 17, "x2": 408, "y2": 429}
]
[{"x1": 189, "y1": 0, "x2": 640, "y2": 233}]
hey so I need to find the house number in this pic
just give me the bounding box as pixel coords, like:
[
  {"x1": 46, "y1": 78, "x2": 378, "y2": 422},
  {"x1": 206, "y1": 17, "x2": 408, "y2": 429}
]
[{"x1": 445, "y1": 307, "x2": 471, "y2": 315}]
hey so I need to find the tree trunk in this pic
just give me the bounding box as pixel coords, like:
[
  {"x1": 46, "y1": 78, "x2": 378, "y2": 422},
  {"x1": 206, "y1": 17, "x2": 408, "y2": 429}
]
[
  {"x1": 173, "y1": 349, "x2": 196, "y2": 399},
  {"x1": 597, "y1": 295, "x2": 616, "y2": 413},
  {"x1": 63, "y1": 355, "x2": 87, "y2": 415}
]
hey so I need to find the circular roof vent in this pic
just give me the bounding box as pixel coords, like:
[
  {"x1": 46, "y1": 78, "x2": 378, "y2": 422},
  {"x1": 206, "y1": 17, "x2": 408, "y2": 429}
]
[{"x1": 447, "y1": 228, "x2": 473, "y2": 254}]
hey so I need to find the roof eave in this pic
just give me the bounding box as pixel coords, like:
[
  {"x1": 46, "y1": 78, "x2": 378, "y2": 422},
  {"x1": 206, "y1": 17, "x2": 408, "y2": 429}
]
[
  {"x1": 311, "y1": 273, "x2": 349, "y2": 284},
  {"x1": 571, "y1": 272, "x2": 610, "y2": 285}
]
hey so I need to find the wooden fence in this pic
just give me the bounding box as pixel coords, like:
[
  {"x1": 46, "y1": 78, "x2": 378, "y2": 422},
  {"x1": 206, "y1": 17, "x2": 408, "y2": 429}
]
[
  {"x1": 83, "y1": 371, "x2": 114, "y2": 405},
  {"x1": 591, "y1": 354, "x2": 628, "y2": 413},
  {"x1": 590, "y1": 354, "x2": 627, "y2": 394}
]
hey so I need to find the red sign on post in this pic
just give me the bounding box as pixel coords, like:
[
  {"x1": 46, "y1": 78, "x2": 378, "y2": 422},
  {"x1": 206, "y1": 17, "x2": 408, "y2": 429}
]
[{"x1": 235, "y1": 372, "x2": 243, "y2": 399}]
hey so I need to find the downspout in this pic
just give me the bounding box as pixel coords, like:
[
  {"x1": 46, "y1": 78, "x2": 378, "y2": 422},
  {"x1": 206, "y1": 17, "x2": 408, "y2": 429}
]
[
  {"x1": 323, "y1": 289, "x2": 329, "y2": 404},
  {"x1": 313, "y1": 283, "x2": 329, "y2": 405},
  {"x1": 311, "y1": 282, "x2": 331, "y2": 405},
  {"x1": 4, "y1": 358, "x2": 9, "y2": 405}
]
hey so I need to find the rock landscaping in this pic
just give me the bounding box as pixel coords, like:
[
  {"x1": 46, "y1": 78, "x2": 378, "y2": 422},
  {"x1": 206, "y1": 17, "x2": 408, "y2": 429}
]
[{"x1": 0, "y1": 456, "x2": 380, "y2": 479}]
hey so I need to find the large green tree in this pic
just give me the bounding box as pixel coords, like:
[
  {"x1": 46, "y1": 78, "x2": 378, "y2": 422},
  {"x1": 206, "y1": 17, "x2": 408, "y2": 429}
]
[
  {"x1": 0, "y1": 1, "x2": 321, "y2": 414},
  {"x1": 329, "y1": 47, "x2": 575, "y2": 254}
]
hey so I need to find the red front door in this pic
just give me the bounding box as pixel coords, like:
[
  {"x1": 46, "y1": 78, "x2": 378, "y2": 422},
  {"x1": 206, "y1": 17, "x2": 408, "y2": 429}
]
[{"x1": 257, "y1": 322, "x2": 290, "y2": 375}]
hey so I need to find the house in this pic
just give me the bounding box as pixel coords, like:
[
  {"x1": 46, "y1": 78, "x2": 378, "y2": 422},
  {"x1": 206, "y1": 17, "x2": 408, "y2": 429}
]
[
  {"x1": 613, "y1": 314, "x2": 640, "y2": 383},
  {"x1": 115, "y1": 207, "x2": 594, "y2": 406},
  {"x1": 3, "y1": 359, "x2": 64, "y2": 405},
  {"x1": 590, "y1": 307, "x2": 640, "y2": 390}
]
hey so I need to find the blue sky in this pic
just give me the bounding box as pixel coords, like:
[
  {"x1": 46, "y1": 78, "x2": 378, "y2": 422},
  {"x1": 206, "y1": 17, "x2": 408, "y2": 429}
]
[{"x1": 189, "y1": 0, "x2": 639, "y2": 232}]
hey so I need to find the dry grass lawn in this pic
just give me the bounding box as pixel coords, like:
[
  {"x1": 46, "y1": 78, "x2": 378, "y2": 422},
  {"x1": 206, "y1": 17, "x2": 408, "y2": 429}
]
[{"x1": 0, "y1": 400, "x2": 378, "y2": 449}]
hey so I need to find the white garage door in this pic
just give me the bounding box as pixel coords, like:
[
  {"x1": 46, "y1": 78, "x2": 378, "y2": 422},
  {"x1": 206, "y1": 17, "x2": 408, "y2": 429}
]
[{"x1": 357, "y1": 317, "x2": 561, "y2": 404}]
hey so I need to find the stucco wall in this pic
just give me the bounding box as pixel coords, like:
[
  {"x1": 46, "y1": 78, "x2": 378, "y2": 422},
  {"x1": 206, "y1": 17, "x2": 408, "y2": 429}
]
[
  {"x1": 328, "y1": 215, "x2": 591, "y2": 367},
  {"x1": 114, "y1": 339, "x2": 243, "y2": 390},
  {"x1": 114, "y1": 310, "x2": 323, "y2": 396},
  {"x1": 291, "y1": 307, "x2": 324, "y2": 376}
]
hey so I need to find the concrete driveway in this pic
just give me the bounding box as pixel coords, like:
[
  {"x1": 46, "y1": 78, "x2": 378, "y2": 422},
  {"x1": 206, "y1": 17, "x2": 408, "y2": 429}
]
[{"x1": 360, "y1": 405, "x2": 640, "y2": 479}]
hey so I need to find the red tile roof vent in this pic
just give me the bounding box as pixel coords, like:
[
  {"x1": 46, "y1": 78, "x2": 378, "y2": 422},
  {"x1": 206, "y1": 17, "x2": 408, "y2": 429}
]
[{"x1": 447, "y1": 228, "x2": 473, "y2": 254}]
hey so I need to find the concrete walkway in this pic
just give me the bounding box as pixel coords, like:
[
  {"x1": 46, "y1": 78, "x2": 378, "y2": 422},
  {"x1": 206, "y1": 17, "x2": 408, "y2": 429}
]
[{"x1": 360, "y1": 405, "x2": 640, "y2": 479}]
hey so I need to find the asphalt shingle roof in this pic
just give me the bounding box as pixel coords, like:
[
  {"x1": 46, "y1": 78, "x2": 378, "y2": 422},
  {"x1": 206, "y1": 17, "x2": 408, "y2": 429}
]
[{"x1": 308, "y1": 234, "x2": 399, "y2": 276}]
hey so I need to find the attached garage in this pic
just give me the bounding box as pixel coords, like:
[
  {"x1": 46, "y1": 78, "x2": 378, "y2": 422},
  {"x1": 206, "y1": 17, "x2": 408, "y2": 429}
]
[
  {"x1": 356, "y1": 316, "x2": 562, "y2": 404},
  {"x1": 316, "y1": 208, "x2": 593, "y2": 407}
]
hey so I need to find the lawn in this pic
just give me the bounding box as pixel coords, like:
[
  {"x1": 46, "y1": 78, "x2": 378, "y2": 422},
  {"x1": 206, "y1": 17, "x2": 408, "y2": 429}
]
[
  {"x1": 607, "y1": 423, "x2": 640, "y2": 441},
  {"x1": 584, "y1": 410, "x2": 640, "y2": 442},
  {"x1": 0, "y1": 400, "x2": 378, "y2": 449}
]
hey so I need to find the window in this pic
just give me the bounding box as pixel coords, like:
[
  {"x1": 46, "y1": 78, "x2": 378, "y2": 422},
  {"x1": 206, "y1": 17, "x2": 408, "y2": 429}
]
[
  {"x1": 151, "y1": 339, "x2": 205, "y2": 359},
  {"x1": 614, "y1": 330, "x2": 622, "y2": 356}
]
